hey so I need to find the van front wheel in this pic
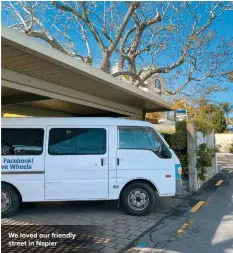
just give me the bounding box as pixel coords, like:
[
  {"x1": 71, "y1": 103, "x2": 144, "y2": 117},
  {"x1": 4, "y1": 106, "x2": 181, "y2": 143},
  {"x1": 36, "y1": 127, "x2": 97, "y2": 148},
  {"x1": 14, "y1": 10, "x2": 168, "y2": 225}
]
[
  {"x1": 1, "y1": 183, "x2": 20, "y2": 218},
  {"x1": 121, "y1": 182, "x2": 156, "y2": 216}
]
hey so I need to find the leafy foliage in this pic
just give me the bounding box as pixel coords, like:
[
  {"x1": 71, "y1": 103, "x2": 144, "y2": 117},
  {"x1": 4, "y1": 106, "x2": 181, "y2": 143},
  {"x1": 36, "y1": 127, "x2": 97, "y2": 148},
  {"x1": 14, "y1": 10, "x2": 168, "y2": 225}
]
[
  {"x1": 146, "y1": 112, "x2": 162, "y2": 123},
  {"x1": 193, "y1": 104, "x2": 226, "y2": 133},
  {"x1": 196, "y1": 143, "x2": 217, "y2": 181},
  {"x1": 193, "y1": 118, "x2": 214, "y2": 134},
  {"x1": 161, "y1": 121, "x2": 188, "y2": 180},
  {"x1": 218, "y1": 102, "x2": 233, "y2": 124},
  {"x1": 161, "y1": 119, "x2": 218, "y2": 181},
  {"x1": 210, "y1": 105, "x2": 227, "y2": 133}
]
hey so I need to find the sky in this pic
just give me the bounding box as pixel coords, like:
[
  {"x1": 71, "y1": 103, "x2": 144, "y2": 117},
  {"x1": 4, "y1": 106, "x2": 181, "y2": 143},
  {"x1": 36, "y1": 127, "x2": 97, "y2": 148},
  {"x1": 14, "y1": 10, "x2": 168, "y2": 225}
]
[
  {"x1": 207, "y1": 9, "x2": 233, "y2": 116},
  {"x1": 1, "y1": 2, "x2": 233, "y2": 116}
]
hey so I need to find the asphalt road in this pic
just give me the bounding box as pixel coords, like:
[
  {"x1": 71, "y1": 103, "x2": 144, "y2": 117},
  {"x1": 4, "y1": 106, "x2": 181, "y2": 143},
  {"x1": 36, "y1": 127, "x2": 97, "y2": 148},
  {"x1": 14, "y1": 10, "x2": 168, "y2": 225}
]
[{"x1": 125, "y1": 167, "x2": 233, "y2": 253}]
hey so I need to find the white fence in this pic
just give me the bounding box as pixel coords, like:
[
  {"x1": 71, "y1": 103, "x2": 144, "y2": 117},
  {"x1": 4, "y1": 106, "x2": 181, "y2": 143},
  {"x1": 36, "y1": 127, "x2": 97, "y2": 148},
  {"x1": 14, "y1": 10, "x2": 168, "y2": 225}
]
[
  {"x1": 187, "y1": 122, "x2": 218, "y2": 192},
  {"x1": 197, "y1": 131, "x2": 215, "y2": 148},
  {"x1": 196, "y1": 131, "x2": 217, "y2": 189}
]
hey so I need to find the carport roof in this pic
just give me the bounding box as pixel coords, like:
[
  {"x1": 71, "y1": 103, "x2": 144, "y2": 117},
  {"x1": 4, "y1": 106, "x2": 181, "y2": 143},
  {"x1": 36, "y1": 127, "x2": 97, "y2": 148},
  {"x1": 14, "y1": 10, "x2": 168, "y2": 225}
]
[{"x1": 1, "y1": 25, "x2": 172, "y2": 117}]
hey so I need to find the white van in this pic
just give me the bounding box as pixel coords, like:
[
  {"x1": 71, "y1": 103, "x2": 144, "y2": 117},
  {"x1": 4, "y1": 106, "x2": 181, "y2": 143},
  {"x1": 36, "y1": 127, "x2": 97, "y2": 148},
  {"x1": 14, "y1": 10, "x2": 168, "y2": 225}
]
[{"x1": 1, "y1": 117, "x2": 182, "y2": 217}]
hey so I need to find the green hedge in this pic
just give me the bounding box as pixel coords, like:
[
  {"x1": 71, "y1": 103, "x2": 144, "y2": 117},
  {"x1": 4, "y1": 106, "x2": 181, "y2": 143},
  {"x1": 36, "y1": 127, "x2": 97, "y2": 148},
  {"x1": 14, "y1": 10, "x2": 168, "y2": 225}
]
[{"x1": 160, "y1": 121, "x2": 188, "y2": 180}]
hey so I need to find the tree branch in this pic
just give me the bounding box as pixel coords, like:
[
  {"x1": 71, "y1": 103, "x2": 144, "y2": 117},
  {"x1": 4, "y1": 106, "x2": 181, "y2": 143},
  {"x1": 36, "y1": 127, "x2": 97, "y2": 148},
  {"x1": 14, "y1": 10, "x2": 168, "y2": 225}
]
[
  {"x1": 52, "y1": 1, "x2": 105, "y2": 52},
  {"x1": 81, "y1": 2, "x2": 105, "y2": 52},
  {"x1": 112, "y1": 71, "x2": 146, "y2": 87},
  {"x1": 78, "y1": 22, "x2": 92, "y2": 64},
  {"x1": 9, "y1": 2, "x2": 28, "y2": 30},
  {"x1": 142, "y1": 5, "x2": 219, "y2": 81},
  {"x1": 18, "y1": 2, "x2": 34, "y2": 30},
  {"x1": 108, "y1": 2, "x2": 140, "y2": 53},
  {"x1": 120, "y1": 27, "x2": 136, "y2": 54},
  {"x1": 26, "y1": 30, "x2": 68, "y2": 54}
]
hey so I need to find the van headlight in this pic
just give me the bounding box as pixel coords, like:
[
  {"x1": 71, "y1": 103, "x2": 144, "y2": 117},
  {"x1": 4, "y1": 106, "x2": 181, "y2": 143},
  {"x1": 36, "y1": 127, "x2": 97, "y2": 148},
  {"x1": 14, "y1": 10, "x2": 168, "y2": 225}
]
[
  {"x1": 175, "y1": 164, "x2": 182, "y2": 179},
  {"x1": 177, "y1": 167, "x2": 182, "y2": 175}
]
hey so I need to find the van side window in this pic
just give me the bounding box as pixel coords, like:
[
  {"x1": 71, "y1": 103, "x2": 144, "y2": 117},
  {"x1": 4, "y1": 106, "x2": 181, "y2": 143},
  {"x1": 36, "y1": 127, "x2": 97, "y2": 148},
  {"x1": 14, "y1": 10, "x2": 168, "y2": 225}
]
[
  {"x1": 118, "y1": 127, "x2": 171, "y2": 159},
  {"x1": 1, "y1": 128, "x2": 44, "y2": 156},
  {"x1": 48, "y1": 128, "x2": 106, "y2": 155}
]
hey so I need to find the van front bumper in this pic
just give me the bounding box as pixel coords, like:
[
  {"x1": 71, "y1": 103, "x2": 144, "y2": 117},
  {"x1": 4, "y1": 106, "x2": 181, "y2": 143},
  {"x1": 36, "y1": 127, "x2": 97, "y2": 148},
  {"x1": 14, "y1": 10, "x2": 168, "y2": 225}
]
[{"x1": 176, "y1": 178, "x2": 183, "y2": 196}]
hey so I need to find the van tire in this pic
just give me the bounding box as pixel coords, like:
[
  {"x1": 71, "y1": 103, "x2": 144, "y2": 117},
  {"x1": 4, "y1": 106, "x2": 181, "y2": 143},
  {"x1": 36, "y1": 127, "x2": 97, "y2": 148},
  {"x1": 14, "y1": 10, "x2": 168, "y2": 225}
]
[
  {"x1": 121, "y1": 182, "x2": 156, "y2": 216},
  {"x1": 1, "y1": 183, "x2": 20, "y2": 218}
]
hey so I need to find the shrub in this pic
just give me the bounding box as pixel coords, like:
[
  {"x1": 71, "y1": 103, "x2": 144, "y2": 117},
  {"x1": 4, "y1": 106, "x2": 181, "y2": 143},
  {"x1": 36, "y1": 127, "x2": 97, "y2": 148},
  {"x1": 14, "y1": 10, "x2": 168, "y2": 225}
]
[
  {"x1": 215, "y1": 144, "x2": 221, "y2": 153},
  {"x1": 193, "y1": 104, "x2": 226, "y2": 134},
  {"x1": 193, "y1": 118, "x2": 214, "y2": 134},
  {"x1": 229, "y1": 143, "x2": 233, "y2": 153},
  {"x1": 196, "y1": 143, "x2": 217, "y2": 181},
  {"x1": 212, "y1": 106, "x2": 227, "y2": 133},
  {"x1": 161, "y1": 121, "x2": 188, "y2": 180},
  {"x1": 170, "y1": 131, "x2": 187, "y2": 150},
  {"x1": 176, "y1": 120, "x2": 187, "y2": 132}
]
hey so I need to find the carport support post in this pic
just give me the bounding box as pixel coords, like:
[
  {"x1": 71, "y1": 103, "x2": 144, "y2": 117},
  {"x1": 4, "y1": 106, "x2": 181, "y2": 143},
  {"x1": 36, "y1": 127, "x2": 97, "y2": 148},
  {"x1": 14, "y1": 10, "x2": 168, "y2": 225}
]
[
  {"x1": 187, "y1": 121, "x2": 198, "y2": 192},
  {"x1": 143, "y1": 112, "x2": 146, "y2": 121},
  {"x1": 211, "y1": 130, "x2": 218, "y2": 174}
]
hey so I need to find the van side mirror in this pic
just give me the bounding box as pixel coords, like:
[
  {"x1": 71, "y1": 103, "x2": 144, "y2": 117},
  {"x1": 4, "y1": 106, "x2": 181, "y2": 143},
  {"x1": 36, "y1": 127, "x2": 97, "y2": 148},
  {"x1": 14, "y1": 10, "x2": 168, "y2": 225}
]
[
  {"x1": 158, "y1": 145, "x2": 162, "y2": 153},
  {"x1": 160, "y1": 144, "x2": 172, "y2": 159}
]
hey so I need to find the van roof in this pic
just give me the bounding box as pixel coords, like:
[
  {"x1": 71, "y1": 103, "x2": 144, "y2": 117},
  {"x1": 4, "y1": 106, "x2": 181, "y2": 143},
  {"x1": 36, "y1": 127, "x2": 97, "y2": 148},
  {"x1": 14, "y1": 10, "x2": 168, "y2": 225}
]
[{"x1": 1, "y1": 117, "x2": 153, "y2": 127}]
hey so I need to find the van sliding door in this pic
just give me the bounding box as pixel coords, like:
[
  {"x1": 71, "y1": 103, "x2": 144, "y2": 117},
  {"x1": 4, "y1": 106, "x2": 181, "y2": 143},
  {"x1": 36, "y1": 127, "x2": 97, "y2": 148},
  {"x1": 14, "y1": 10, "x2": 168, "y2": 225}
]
[{"x1": 44, "y1": 126, "x2": 109, "y2": 200}]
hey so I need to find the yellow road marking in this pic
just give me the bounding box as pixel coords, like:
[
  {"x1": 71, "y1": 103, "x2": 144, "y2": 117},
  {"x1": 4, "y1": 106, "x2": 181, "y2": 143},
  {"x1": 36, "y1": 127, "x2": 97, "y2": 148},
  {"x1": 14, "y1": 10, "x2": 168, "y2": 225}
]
[
  {"x1": 190, "y1": 200, "x2": 206, "y2": 212},
  {"x1": 171, "y1": 220, "x2": 192, "y2": 241},
  {"x1": 215, "y1": 180, "x2": 224, "y2": 186},
  {"x1": 177, "y1": 221, "x2": 192, "y2": 234}
]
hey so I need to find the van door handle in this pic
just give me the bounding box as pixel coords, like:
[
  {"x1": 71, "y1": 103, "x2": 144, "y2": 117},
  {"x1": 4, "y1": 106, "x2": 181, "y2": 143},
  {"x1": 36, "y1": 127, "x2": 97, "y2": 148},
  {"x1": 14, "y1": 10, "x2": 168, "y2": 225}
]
[
  {"x1": 101, "y1": 158, "x2": 104, "y2": 166},
  {"x1": 117, "y1": 158, "x2": 120, "y2": 166}
]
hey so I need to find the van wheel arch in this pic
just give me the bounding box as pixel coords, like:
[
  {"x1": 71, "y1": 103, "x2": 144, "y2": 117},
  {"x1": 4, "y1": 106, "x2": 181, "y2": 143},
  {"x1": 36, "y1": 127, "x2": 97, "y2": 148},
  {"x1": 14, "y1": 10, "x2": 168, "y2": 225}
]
[
  {"x1": 1, "y1": 182, "x2": 22, "y2": 202},
  {"x1": 119, "y1": 179, "x2": 158, "y2": 201},
  {"x1": 119, "y1": 179, "x2": 158, "y2": 216}
]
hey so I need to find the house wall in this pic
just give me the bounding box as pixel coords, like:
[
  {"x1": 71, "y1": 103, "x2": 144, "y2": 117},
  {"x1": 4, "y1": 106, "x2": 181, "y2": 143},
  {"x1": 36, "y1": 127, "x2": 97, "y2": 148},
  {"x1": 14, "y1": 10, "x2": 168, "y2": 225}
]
[
  {"x1": 154, "y1": 124, "x2": 175, "y2": 133},
  {"x1": 215, "y1": 134, "x2": 233, "y2": 153}
]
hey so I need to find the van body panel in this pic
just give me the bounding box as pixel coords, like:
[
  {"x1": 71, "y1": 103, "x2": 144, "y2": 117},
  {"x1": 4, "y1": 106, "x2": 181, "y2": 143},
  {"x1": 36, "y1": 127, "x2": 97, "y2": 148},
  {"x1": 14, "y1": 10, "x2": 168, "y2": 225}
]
[
  {"x1": 1, "y1": 125, "x2": 45, "y2": 202},
  {"x1": 2, "y1": 175, "x2": 45, "y2": 202},
  {"x1": 108, "y1": 126, "x2": 119, "y2": 199},
  {"x1": 1, "y1": 117, "x2": 182, "y2": 203},
  {"x1": 116, "y1": 149, "x2": 175, "y2": 196},
  {"x1": 44, "y1": 126, "x2": 109, "y2": 200}
]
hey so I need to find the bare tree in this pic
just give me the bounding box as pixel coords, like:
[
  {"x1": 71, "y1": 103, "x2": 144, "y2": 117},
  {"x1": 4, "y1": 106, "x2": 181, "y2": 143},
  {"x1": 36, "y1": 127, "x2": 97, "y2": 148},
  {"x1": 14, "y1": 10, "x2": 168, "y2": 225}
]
[{"x1": 2, "y1": 1, "x2": 233, "y2": 99}]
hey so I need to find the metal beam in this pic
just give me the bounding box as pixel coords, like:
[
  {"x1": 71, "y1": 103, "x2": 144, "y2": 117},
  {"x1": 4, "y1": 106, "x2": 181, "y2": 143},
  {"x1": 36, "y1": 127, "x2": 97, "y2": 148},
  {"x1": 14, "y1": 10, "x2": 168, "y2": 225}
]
[
  {"x1": 2, "y1": 104, "x2": 76, "y2": 117},
  {"x1": 2, "y1": 68, "x2": 143, "y2": 118},
  {"x1": 1, "y1": 25, "x2": 172, "y2": 112},
  {"x1": 2, "y1": 94, "x2": 49, "y2": 105},
  {"x1": 1, "y1": 104, "x2": 126, "y2": 117}
]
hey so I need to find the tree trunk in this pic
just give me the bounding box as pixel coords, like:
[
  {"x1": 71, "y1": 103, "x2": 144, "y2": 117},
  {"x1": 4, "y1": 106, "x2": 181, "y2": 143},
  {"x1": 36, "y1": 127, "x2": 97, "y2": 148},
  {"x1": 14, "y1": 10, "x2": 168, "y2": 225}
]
[{"x1": 100, "y1": 51, "x2": 111, "y2": 73}]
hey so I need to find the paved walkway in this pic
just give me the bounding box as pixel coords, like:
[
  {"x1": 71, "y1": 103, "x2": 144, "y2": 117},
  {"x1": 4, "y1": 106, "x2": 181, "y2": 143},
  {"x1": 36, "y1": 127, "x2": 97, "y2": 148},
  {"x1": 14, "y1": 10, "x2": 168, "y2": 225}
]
[
  {"x1": 2, "y1": 153, "x2": 232, "y2": 253},
  {"x1": 125, "y1": 154, "x2": 233, "y2": 253},
  {"x1": 2, "y1": 193, "x2": 183, "y2": 253}
]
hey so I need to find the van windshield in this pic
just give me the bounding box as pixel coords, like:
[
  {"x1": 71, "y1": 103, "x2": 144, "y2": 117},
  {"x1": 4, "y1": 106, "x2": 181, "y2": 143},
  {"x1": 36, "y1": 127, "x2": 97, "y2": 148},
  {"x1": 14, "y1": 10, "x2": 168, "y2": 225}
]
[{"x1": 119, "y1": 127, "x2": 171, "y2": 159}]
